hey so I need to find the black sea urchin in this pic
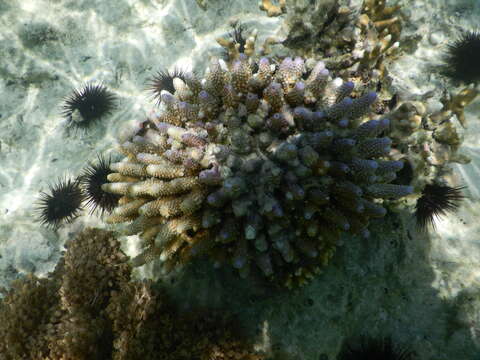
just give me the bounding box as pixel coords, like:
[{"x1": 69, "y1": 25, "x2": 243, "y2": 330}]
[
  {"x1": 36, "y1": 177, "x2": 84, "y2": 228},
  {"x1": 338, "y1": 337, "x2": 416, "y2": 360},
  {"x1": 62, "y1": 83, "x2": 117, "y2": 130},
  {"x1": 415, "y1": 183, "x2": 465, "y2": 230},
  {"x1": 148, "y1": 68, "x2": 187, "y2": 105},
  {"x1": 80, "y1": 154, "x2": 121, "y2": 215},
  {"x1": 441, "y1": 30, "x2": 480, "y2": 84}
]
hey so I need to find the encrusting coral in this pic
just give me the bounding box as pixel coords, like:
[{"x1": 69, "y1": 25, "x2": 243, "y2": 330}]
[
  {"x1": 0, "y1": 228, "x2": 263, "y2": 360},
  {"x1": 103, "y1": 51, "x2": 413, "y2": 287}
]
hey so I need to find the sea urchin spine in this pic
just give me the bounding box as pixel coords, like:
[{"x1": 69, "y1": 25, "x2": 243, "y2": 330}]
[
  {"x1": 338, "y1": 337, "x2": 416, "y2": 360},
  {"x1": 415, "y1": 183, "x2": 465, "y2": 230}
]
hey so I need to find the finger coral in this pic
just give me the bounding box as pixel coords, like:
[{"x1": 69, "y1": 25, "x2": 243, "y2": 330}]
[
  {"x1": 104, "y1": 53, "x2": 412, "y2": 287},
  {"x1": 268, "y1": 0, "x2": 402, "y2": 78}
]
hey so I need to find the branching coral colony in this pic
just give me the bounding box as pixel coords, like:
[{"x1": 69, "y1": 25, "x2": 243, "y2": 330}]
[
  {"x1": 260, "y1": 0, "x2": 474, "y2": 225},
  {"x1": 103, "y1": 44, "x2": 414, "y2": 287}
]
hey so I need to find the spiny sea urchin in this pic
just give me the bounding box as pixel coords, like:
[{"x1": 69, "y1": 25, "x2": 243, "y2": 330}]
[
  {"x1": 148, "y1": 68, "x2": 187, "y2": 105},
  {"x1": 228, "y1": 23, "x2": 247, "y2": 53},
  {"x1": 79, "y1": 154, "x2": 121, "y2": 215},
  {"x1": 415, "y1": 183, "x2": 465, "y2": 230},
  {"x1": 62, "y1": 83, "x2": 117, "y2": 130},
  {"x1": 36, "y1": 177, "x2": 84, "y2": 229},
  {"x1": 338, "y1": 337, "x2": 416, "y2": 360},
  {"x1": 441, "y1": 30, "x2": 480, "y2": 84}
]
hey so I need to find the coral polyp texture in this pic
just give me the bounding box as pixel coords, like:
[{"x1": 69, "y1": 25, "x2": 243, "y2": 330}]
[{"x1": 103, "y1": 54, "x2": 413, "y2": 287}]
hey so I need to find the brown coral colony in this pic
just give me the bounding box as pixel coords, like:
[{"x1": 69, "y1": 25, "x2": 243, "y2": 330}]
[{"x1": 0, "y1": 228, "x2": 262, "y2": 359}]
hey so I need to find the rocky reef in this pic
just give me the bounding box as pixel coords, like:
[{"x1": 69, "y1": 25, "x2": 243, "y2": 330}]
[{"x1": 103, "y1": 53, "x2": 413, "y2": 287}]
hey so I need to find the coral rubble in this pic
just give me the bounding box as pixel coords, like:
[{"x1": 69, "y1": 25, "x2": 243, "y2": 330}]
[{"x1": 104, "y1": 53, "x2": 412, "y2": 287}]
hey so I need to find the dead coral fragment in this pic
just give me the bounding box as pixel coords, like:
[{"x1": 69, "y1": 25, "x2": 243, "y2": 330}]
[
  {"x1": 195, "y1": 0, "x2": 207, "y2": 10},
  {"x1": 442, "y1": 87, "x2": 479, "y2": 128},
  {"x1": 105, "y1": 54, "x2": 412, "y2": 287},
  {"x1": 259, "y1": 0, "x2": 286, "y2": 17}
]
